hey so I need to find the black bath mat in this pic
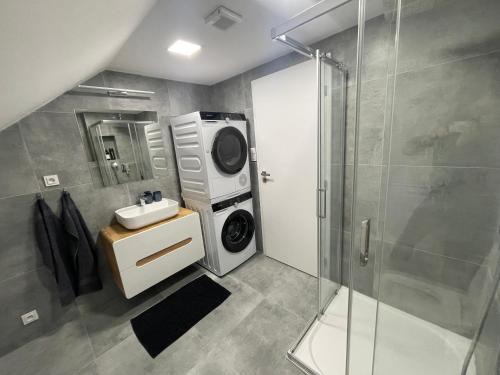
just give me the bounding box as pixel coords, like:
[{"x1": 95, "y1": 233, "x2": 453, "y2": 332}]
[{"x1": 131, "y1": 275, "x2": 231, "y2": 358}]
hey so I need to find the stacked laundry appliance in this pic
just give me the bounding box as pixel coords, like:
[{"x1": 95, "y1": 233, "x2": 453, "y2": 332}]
[{"x1": 171, "y1": 111, "x2": 256, "y2": 276}]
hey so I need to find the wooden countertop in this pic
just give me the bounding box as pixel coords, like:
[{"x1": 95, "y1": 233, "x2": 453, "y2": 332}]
[{"x1": 100, "y1": 207, "x2": 194, "y2": 244}]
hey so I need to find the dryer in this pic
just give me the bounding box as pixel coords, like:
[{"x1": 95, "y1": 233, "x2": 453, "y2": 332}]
[
  {"x1": 185, "y1": 192, "x2": 256, "y2": 276},
  {"x1": 171, "y1": 111, "x2": 250, "y2": 202}
]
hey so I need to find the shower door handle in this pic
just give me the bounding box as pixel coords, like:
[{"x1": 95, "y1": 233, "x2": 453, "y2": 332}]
[
  {"x1": 360, "y1": 219, "x2": 370, "y2": 266},
  {"x1": 317, "y1": 186, "x2": 327, "y2": 219}
]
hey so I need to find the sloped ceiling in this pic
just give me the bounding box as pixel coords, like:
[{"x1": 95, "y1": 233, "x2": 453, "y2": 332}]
[
  {"x1": 0, "y1": 0, "x2": 157, "y2": 131},
  {"x1": 0, "y1": 0, "x2": 384, "y2": 132},
  {"x1": 108, "y1": 0, "x2": 299, "y2": 85},
  {"x1": 108, "y1": 0, "x2": 383, "y2": 85}
]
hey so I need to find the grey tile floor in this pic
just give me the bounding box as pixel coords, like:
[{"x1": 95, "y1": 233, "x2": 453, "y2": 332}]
[
  {"x1": 2, "y1": 254, "x2": 317, "y2": 375},
  {"x1": 90, "y1": 254, "x2": 316, "y2": 375}
]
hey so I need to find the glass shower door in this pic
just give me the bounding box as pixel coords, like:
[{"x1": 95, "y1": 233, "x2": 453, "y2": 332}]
[
  {"x1": 287, "y1": 49, "x2": 351, "y2": 375},
  {"x1": 318, "y1": 52, "x2": 347, "y2": 314},
  {"x1": 347, "y1": 0, "x2": 500, "y2": 374}
]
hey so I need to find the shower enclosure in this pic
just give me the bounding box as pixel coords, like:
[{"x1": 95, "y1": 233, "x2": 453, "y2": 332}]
[{"x1": 274, "y1": 0, "x2": 500, "y2": 374}]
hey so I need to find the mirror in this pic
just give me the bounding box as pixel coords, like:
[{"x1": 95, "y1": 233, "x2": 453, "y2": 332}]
[{"x1": 77, "y1": 110, "x2": 167, "y2": 187}]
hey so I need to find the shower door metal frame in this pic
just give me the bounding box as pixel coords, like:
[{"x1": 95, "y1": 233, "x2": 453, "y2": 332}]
[{"x1": 271, "y1": 0, "x2": 352, "y2": 44}]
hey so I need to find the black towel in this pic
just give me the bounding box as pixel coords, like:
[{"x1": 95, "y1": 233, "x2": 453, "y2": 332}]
[
  {"x1": 61, "y1": 191, "x2": 102, "y2": 295},
  {"x1": 34, "y1": 197, "x2": 76, "y2": 305}
]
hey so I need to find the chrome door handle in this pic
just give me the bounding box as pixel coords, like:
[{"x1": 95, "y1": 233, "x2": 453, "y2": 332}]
[
  {"x1": 261, "y1": 171, "x2": 271, "y2": 183},
  {"x1": 360, "y1": 219, "x2": 370, "y2": 266},
  {"x1": 317, "y1": 187, "x2": 326, "y2": 218}
]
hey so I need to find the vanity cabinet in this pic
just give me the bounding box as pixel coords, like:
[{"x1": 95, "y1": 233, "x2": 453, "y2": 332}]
[{"x1": 100, "y1": 208, "x2": 205, "y2": 298}]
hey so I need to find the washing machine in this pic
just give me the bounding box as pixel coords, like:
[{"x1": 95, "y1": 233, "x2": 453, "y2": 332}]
[
  {"x1": 185, "y1": 192, "x2": 256, "y2": 276},
  {"x1": 171, "y1": 111, "x2": 250, "y2": 202}
]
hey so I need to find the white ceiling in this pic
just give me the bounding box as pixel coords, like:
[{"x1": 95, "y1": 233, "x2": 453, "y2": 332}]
[
  {"x1": 109, "y1": 0, "x2": 310, "y2": 85},
  {"x1": 0, "y1": 0, "x2": 156, "y2": 131},
  {"x1": 109, "y1": 0, "x2": 384, "y2": 85},
  {"x1": 0, "y1": 0, "x2": 384, "y2": 131}
]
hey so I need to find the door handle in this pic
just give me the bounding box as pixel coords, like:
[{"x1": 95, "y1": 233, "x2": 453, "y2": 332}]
[
  {"x1": 360, "y1": 219, "x2": 370, "y2": 266},
  {"x1": 261, "y1": 171, "x2": 271, "y2": 183},
  {"x1": 317, "y1": 187, "x2": 326, "y2": 218}
]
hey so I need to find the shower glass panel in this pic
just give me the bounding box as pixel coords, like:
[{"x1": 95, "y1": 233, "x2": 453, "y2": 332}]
[
  {"x1": 348, "y1": 0, "x2": 500, "y2": 374},
  {"x1": 283, "y1": 1, "x2": 361, "y2": 374},
  {"x1": 318, "y1": 53, "x2": 347, "y2": 314}
]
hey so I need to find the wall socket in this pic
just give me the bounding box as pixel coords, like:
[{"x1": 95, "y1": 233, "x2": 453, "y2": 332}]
[
  {"x1": 43, "y1": 174, "x2": 60, "y2": 187},
  {"x1": 21, "y1": 309, "x2": 39, "y2": 326}
]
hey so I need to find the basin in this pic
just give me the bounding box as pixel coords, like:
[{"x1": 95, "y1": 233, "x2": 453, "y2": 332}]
[{"x1": 115, "y1": 199, "x2": 179, "y2": 230}]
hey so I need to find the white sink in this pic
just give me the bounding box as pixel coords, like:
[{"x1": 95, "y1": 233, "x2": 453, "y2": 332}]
[{"x1": 115, "y1": 199, "x2": 179, "y2": 230}]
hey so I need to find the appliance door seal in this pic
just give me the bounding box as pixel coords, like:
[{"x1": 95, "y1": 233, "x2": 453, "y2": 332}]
[
  {"x1": 221, "y1": 209, "x2": 255, "y2": 253},
  {"x1": 211, "y1": 126, "x2": 248, "y2": 174}
]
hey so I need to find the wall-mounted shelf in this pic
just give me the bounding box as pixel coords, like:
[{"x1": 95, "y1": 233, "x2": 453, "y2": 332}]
[{"x1": 71, "y1": 84, "x2": 155, "y2": 98}]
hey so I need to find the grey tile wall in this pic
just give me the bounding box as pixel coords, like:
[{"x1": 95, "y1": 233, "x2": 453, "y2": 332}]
[
  {"x1": 345, "y1": 78, "x2": 388, "y2": 165},
  {"x1": 0, "y1": 125, "x2": 39, "y2": 197},
  {"x1": 210, "y1": 75, "x2": 247, "y2": 113},
  {"x1": 383, "y1": 166, "x2": 500, "y2": 265},
  {"x1": 19, "y1": 112, "x2": 92, "y2": 190},
  {"x1": 0, "y1": 317, "x2": 94, "y2": 375},
  {"x1": 166, "y1": 80, "x2": 212, "y2": 116},
  {"x1": 314, "y1": 14, "x2": 392, "y2": 86},
  {"x1": 474, "y1": 282, "x2": 500, "y2": 375},
  {"x1": 0, "y1": 267, "x2": 80, "y2": 357},
  {"x1": 390, "y1": 51, "x2": 500, "y2": 168},
  {"x1": 377, "y1": 0, "x2": 500, "y2": 370},
  {"x1": 397, "y1": 0, "x2": 500, "y2": 74},
  {"x1": 0, "y1": 70, "x2": 213, "y2": 374},
  {"x1": 0, "y1": 194, "x2": 39, "y2": 282}
]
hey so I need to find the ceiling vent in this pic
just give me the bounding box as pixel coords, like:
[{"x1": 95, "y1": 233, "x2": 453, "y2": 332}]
[{"x1": 205, "y1": 6, "x2": 243, "y2": 30}]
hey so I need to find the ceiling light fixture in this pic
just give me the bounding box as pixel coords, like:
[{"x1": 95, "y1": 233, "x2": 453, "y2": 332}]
[{"x1": 168, "y1": 40, "x2": 201, "y2": 56}]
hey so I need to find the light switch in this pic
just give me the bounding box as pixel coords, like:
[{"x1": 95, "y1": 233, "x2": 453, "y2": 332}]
[{"x1": 43, "y1": 175, "x2": 60, "y2": 187}]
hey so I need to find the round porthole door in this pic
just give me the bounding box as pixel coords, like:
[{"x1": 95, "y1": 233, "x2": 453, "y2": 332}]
[
  {"x1": 221, "y1": 210, "x2": 255, "y2": 253},
  {"x1": 211, "y1": 127, "x2": 247, "y2": 174}
]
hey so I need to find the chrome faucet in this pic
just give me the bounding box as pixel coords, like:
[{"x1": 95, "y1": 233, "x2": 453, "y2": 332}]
[
  {"x1": 121, "y1": 163, "x2": 131, "y2": 177},
  {"x1": 138, "y1": 193, "x2": 146, "y2": 206}
]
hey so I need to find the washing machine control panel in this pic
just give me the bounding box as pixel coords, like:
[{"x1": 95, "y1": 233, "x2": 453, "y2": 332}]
[
  {"x1": 212, "y1": 191, "x2": 252, "y2": 212},
  {"x1": 200, "y1": 111, "x2": 246, "y2": 121}
]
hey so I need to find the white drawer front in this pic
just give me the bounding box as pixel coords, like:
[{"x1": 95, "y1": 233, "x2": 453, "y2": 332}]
[
  {"x1": 119, "y1": 233, "x2": 204, "y2": 298},
  {"x1": 113, "y1": 213, "x2": 202, "y2": 271}
]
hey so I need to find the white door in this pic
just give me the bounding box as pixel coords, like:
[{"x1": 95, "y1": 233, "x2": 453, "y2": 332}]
[{"x1": 251, "y1": 60, "x2": 317, "y2": 276}]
